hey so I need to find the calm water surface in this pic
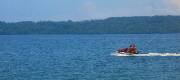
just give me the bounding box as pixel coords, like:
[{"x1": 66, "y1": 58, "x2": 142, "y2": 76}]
[{"x1": 0, "y1": 34, "x2": 180, "y2": 80}]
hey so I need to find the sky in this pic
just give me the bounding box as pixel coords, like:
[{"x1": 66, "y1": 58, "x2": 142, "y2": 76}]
[{"x1": 0, "y1": 0, "x2": 180, "y2": 22}]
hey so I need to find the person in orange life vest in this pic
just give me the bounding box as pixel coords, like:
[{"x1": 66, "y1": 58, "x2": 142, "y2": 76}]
[{"x1": 128, "y1": 43, "x2": 137, "y2": 54}]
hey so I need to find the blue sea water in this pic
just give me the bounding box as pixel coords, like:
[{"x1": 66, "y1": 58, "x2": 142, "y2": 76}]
[{"x1": 0, "y1": 34, "x2": 180, "y2": 80}]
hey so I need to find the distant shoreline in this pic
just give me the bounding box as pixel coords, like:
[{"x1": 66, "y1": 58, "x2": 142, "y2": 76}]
[
  {"x1": 1, "y1": 16, "x2": 180, "y2": 35},
  {"x1": 0, "y1": 33, "x2": 180, "y2": 35}
]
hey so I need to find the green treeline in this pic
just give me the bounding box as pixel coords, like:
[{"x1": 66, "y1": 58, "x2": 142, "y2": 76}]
[{"x1": 0, "y1": 16, "x2": 180, "y2": 34}]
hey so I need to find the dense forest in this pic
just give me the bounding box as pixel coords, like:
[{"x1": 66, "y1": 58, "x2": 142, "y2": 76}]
[{"x1": 0, "y1": 16, "x2": 180, "y2": 34}]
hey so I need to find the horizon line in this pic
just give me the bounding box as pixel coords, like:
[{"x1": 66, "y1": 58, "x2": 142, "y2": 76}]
[{"x1": 1, "y1": 15, "x2": 180, "y2": 23}]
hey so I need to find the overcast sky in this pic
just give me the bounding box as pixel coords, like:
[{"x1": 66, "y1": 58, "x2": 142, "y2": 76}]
[{"x1": 0, "y1": 0, "x2": 180, "y2": 22}]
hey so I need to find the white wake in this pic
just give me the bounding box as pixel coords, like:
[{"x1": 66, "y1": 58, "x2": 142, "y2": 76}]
[{"x1": 111, "y1": 52, "x2": 180, "y2": 56}]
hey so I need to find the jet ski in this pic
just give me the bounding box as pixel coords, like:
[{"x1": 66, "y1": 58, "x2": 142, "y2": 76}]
[{"x1": 116, "y1": 43, "x2": 138, "y2": 55}]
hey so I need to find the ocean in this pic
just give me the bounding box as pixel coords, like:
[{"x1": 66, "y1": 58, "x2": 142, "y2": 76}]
[{"x1": 0, "y1": 34, "x2": 180, "y2": 80}]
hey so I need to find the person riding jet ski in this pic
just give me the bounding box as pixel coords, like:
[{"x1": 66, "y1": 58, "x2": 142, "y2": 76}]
[{"x1": 117, "y1": 44, "x2": 138, "y2": 55}]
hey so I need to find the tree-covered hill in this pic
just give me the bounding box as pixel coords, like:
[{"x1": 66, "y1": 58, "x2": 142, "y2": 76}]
[{"x1": 0, "y1": 16, "x2": 180, "y2": 34}]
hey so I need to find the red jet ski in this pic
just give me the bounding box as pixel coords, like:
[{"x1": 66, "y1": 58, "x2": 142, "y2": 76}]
[{"x1": 117, "y1": 44, "x2": 138, "y2": 55}]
